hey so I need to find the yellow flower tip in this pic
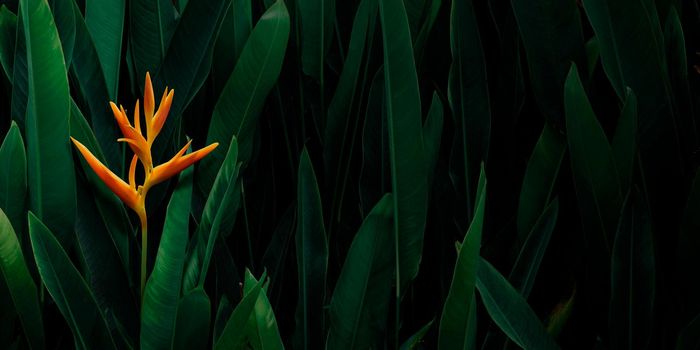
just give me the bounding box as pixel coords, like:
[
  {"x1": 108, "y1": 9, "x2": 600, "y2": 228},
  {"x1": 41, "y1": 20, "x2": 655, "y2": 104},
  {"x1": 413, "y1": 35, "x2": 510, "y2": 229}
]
[
  {"x1": 70, "y1": 137, "x2": 140, "y2": 211},
  {"x1": 144, "y1": 72, "x2": 155, "y2": 119},
  {"x1": 134, "y1": 100, "x2": 141, "y2": 133}
]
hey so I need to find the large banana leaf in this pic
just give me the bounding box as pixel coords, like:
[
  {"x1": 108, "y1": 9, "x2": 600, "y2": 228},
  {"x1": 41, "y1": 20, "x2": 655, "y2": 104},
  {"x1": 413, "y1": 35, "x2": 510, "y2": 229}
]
[
  {"x1": 294, "y1": 148, "x2": 328, "y2": 350},
  {"x1": 297, "y1": 0, "x2": 335, "y2": 82},
  {"x1": 438, "y1": 166, "x2": 486, "y2": 350},
  {"x1": 0, "y1": 6, "x2": 16, "y2": 80},
  {"x1": 327, "y1": 194, "x2": 394, "y2": 349},
  {"x1": 28, "y1": 212, "x2": 116, "y2": 349},
  {"x1": 173, "y1": 288, "x2": 211, "y2": 350},
  {"x1": 22, "y1": 0, "x2": 76, "y2": 248},
  {"x1": 0, "y1": 209, "x2": 43, "y2": 350},
  {"x1": 214, "y1": 278, "x2": 264, "y2": 349},
  {"x1": 141, "y1": 169, "x2": 193, "y2": 350},
  {"x1": 199, "y1": 0, "x2": 290, "y2": 193}
]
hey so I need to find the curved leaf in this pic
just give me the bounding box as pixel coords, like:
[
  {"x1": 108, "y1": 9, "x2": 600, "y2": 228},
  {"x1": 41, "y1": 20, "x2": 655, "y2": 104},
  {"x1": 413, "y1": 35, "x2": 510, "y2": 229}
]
[
  {"x1": 0, "y1": 209, "x2": 43, "y2": 349},
  {"x1": 516, "y1": 124, "x2": 565, "y2": 241},
  {"x1": 22, "y1": 0, "x2": 76, "y2": 248},
  {"x1": 611, "y1": 88, "x2": 637, "y2": 193},
  {"x1": 183, "y1": 138, "x2": 240, "y2": 292},
  {"x1": 141, "y1": 169, "x2": 193, "y2": 350},
  {"x1": 28, "y1": 212, "x2": 116, "y2": 349},
  {"x1": 244, "y1": 270, "x2": 284, "y2": 350},
  {"x1": 438, "y1": 166, "x2": 486, "y2": 350},
  {"x1": 476, "y1": 257, "x2": 560, "y2": 350},
  {"x1": 327, "y1": 194, "x2": 394, "y2": 349},
  {"x1": 214, "y1": 277, "x2": 263, "y2": 350},
  {"x1": 199, "y1": 0, "x2": 290, "y2": 192},
  {"x1": 297, "y1": 0, "x2": 335, "y2": 81},
  {"x1": 0, "y1": 6, "x2": 17, "y2": 80},
  {"x1": 294, "y1": 148, "x2": 328, "y2": 350}
]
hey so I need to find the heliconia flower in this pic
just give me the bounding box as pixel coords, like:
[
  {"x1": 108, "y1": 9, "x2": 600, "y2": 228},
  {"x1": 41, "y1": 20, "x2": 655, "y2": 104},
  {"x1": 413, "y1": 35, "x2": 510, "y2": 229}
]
[{"x1": 70, "y1": 71, "x2": 218, "y2": 218}]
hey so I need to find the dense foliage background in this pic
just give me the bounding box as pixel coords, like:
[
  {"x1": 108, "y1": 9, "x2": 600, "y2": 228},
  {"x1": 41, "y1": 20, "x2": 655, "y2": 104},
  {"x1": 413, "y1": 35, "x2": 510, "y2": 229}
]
[{"x1": 0, "y1": 0, "x2": 699, "y2": 348}]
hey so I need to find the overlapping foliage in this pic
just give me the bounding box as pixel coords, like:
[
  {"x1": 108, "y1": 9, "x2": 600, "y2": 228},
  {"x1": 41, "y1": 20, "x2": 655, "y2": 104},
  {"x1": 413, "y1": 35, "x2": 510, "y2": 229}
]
[{"x1": 0, "y1": 0, "x2": 699, "y2": 348}]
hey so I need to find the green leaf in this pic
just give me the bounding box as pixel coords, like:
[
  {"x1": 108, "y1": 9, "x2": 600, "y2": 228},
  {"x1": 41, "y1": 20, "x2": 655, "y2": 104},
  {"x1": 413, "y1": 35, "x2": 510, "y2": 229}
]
[
  {"x1": 244, "y1": 270, "x2": 284, "y2": 350},
  {"x1": 0, "y1": 6, "x2": 17, "y2": 81},
  {"x1": 297, "y1": 0, "x2": 335, "y2": 81},
  {"x1": 509, "y1": 199, "x2": 559, "y2": 298},
  {"x1": 10, "y1": 10, "x2": 27, "y2": 129},
  {"x1": 511, "y1": 0, "x2": 584, "y2": 121},
  {"x1": 141, "y1": 169, "x2": 193, "y2": 350},
  {"x1": 423, "y1": 92, "x2": 444, "y2": 188},
  {"x1": 199, "y1": 0, "x2": 290, "y2": 193},
  {"x1": 447, "y1": 0, "x2": 490, "y2": 219},
  {"x1": 184, "y1": 138, "x2": 241, "y2": 292},
  {"x1": 565, "y1": 63, "x2": 622, "y2": 248},
  {"x1": 28, "y1": 212, "x2": 116, "y2": 349},
  {"x1": 70, "y1": 2, "x2": 122, "y2": 170},
  {"x1": 582, "y1": 0, "x2": 684, "y2": 221},
  {"x1": 438, "y1": 165, "x2": 486, "y2": 350},
  {"x1": 379, "y1": 0, "x2": 428, "y2": 295},
  {"x1": 476, "y1": 257, "x2": 560, "y2": 350},
  {"x1": 413, "y1": 0, "x2": 441, "y2": 64},
  {"x1": 677, "y1": 313, "x2": 700, "y2": 350},
  {"x1": 294, "y1": 148, "x2": 328, "y2": 350},
  {"x1": 129, "y1": 0, "x2": 174, "y2": 80},
  {"x1": 173, "y1": 288, "x2": 211, "y2": 350},
  {"x1": 516, "y1": 124, "x2": 565, "y2": 242},
  {"x1": 85, "y1": 0, "x2": 125, "y2": 98},
  {"x1": 22, "y1": 0, "x2": 76, "y2": 248},
  {"x1": 611, "y1": 88, "x2": 637, "y2": 193},
  {"x1": 585, "y1": 36, "x2": 600, "y2": 80},
  {"x1": 151, "y1": 0, "x2": 231, "y2": 155},
  {"x1": 324, "y1": 0, "x2": 375, "y2": 185},
  {"x1": 50, "y1": 0, "x2": 76, "y2": 67},
  {"x1": 0, "y1": 122, "x2": 26, "y2": 237},
  {"x1": 211, "y1": 0, "x2": 252, "y2": 93},
  {"x1": 214, "y1": 277, "x2": 264, "y2": 350},
  {"x1": 327, "y1": 194, "x2": 394, "y2": 349},
  {"x1": 0, "y1": 209, "x2": 43, "y2": 350},
  {"x1": 609, "y1": 189, "x2": 655, "y2": 350}
]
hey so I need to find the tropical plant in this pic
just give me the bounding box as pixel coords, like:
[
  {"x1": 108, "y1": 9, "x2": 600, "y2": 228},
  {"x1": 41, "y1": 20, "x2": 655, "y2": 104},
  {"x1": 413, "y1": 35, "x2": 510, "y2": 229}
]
[{"x1": 0, "y1": 0, "x2": 698, "y2": 348}]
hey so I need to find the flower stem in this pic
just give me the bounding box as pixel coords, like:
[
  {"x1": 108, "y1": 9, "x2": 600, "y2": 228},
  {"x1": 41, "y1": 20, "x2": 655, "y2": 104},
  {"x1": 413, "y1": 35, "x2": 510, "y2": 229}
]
[{"x1": 139, "y1": 211, "x2": 148, "y2": 300}]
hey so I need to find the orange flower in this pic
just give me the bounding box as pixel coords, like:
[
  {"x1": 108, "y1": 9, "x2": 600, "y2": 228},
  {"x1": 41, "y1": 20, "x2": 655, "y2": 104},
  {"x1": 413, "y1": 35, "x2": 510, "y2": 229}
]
[{"x1": 72, "y1": 72, "x2": 218, "y2": 216}]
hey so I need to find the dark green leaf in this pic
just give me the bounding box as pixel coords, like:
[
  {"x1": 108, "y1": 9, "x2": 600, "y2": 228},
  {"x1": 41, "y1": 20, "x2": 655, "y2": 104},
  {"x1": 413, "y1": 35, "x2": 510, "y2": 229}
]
[
  {"x1": 28, "y1": 212, "x2": 116, "y2": 349},
  {"x1": 511, "y1": 0, "x2": 584, "y2": 122},
  {"x1": 0, "y1": 6, "x2": 17, "y2": 80},
  {"x1": 327, "y1": 194, "x2": 394, "y2": 349},
  {"x1": 565, "y1": 63, "x2": 622, "y2": 247},
  {"x1": 448, "y1": 0, "x2": 490, "y2": 218},
  {"x1": 609, "y1": 189, "x2": 655, "y2": 350},
  {"x1": 294, "y1": 148, "x2": 328, "y2": 350},
  {"x1": 400, "y1": 319, "x2": 433, "y2": 350},
  {"x1": 423, "y1": 92, "x2": 443, "y2": 188},
  {"x1": 244, "y1": 270, "x2": 284, "y2": 349},
  {"x1": 199, "y1": 0, "x2": 290, "y2": 193},
  {"x1": 379, "y1": 0, "x2": 428, "y2": 294},
  {"x1": 214, "y1": 277, "x2": 263, "y2": 350},
  {"x1": 516, "y1": 124, "x2": 565, "y2": 242},
  {"x1": 438, "y1": 166, "x2": 486, "y2": 350},
  {"x1": 611, "y1": 88, "x2": 637, "y2": 193},
  {"x1": 22, "y1": 0, "x2": 76, "y2": 248},
  {"x1": 0, "y1": 122, "x2": 26, "y2": 237},
  {"x1": 297, "y1": 0, "x2": 335, "y2": 81},
  {"x1": 476, "y1": 258, "x2": 560, "y2": 350},
  {"x1": 0, "y1": 209, "x2": 43, "y2": 349},
  {"x1": 85, "y1": 0, "x2": 125, "y2": 98},
  {"x1": 509, "y1": 199, "x2": 559, "y2": 298},
  {"x1": 141, "y1": 169, "x2": 193, "y2": 350},
  {"x1": 173, "y1": 288, "x2": 211, "y2": 350}
]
